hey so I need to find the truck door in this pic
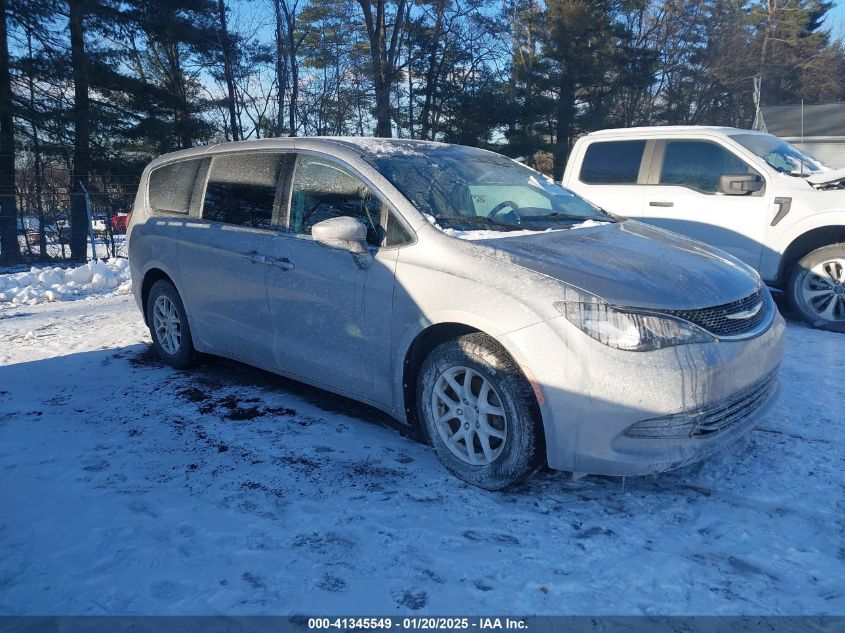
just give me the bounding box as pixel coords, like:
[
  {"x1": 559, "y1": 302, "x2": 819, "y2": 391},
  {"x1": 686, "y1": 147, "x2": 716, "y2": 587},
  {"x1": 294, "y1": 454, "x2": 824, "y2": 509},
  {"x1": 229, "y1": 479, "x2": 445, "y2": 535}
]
[{"x1": 638, "y1": 139, "x2": 769, "y2": 269}]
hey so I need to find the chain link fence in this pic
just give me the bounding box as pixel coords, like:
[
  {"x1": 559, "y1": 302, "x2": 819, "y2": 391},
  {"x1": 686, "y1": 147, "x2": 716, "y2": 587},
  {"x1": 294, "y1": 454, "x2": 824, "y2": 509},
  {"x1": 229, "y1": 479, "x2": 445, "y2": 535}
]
[{"x1": 10, "y1": 175, "x2": 138, "y2": 263}]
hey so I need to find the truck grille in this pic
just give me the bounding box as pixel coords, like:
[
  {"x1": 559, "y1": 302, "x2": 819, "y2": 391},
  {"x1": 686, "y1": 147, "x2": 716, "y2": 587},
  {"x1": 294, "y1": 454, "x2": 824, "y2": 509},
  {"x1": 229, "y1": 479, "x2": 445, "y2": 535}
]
[
  {"x1": 663, "y1": 286, "x2": 771, "y2": 338},
  {"x1": 623, "y1": 369, "x2": 778, "y2": 440}
]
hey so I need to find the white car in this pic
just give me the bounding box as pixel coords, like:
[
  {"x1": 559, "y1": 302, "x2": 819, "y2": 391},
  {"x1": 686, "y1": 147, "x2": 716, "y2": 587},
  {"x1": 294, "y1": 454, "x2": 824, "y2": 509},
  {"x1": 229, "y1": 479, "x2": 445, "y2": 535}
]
[{"x1": 562, "y1": 126, "x2": 845, "y2": 331}]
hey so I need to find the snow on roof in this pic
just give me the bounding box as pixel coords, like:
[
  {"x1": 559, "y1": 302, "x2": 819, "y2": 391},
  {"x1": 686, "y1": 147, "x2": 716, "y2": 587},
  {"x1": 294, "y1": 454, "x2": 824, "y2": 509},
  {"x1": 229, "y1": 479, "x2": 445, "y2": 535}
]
[
  {"x1": 586, "y1": 125, "x2": 747, "y2": 138},
  {"x1": 146, "y1": 136, "x2": 476, "y2": 169},
  {"x1": 318, "y1": 136, "x2": 464, "y2": 157}
]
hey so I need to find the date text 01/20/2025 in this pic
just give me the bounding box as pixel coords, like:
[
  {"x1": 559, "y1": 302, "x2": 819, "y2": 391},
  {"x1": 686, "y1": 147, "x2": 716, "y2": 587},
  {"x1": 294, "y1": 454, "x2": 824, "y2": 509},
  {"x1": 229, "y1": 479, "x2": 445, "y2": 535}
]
[{"x1": 307, "y1": 618, "x2": 528, "y2": 630}]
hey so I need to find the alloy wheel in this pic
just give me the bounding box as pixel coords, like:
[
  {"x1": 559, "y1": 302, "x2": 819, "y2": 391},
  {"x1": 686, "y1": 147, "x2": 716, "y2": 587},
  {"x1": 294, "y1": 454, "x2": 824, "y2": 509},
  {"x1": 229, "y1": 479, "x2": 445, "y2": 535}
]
[
  {"x1": 800, "y1": 258, "x2": 845, "y2": 323},
  {"x1": 152, "y1": 294, "x2": 182, "y2": 354},
  {"x1": 430, "y1": 365, "x2": 508, "y2": 466}
]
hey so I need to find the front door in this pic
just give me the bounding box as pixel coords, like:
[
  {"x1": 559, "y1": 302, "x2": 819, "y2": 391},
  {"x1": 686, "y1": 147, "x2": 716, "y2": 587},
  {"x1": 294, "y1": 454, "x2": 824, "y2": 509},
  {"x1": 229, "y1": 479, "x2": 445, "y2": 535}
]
[
  {"x1": 263, "y1": 154, "x2": 398, "y2": 404},
  {"x1": 636, "y1": 139, "x2": 769, "y2": 269}
]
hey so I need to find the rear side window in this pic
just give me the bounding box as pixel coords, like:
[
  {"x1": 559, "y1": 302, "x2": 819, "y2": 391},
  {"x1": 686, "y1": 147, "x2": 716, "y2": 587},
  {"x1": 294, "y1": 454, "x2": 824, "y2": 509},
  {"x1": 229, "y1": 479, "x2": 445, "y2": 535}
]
[
  {"x1": 202, "y1": 153, "x2": 292, "y2": 228},
  {"x1": 579, "y1": 141, "x2": 645, "y2": 184},
  {"x1": 659, "y1": 141, "x2": 753, "y2": 193},
  {"x1": 148, "y1": 159, "x2": 203, "y2": 215}
]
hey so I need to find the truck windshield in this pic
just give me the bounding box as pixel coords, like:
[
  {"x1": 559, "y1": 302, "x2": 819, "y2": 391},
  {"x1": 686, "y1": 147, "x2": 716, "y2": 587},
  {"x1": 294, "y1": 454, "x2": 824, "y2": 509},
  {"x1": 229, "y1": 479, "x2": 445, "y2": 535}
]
[
  {"x1": 367, "y1": 146, "x2": 613, "y2": 233},
  {"x1": 731, "y1": 133, "x2": 829, "y2": 176}
]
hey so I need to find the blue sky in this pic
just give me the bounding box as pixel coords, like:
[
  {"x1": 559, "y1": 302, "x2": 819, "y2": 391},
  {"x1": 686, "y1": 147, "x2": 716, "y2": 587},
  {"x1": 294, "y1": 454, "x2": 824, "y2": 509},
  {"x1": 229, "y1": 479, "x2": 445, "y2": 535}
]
[{"x1": 827, "y1": 0, "x2": 845, "y2": 32}]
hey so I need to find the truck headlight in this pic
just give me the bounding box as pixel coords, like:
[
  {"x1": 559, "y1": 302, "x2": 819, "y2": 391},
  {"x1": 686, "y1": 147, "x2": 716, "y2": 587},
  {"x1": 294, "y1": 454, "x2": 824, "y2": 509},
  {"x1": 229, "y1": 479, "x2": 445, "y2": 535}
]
[{"x1": 554, "y1": 291, "x2": 713, "y2": 351}]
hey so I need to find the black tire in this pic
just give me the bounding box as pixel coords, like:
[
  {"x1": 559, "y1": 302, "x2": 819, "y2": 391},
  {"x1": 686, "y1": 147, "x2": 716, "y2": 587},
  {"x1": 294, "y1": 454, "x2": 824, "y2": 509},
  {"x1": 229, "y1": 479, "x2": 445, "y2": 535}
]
[
  {"x1": 787, "y1": 243, "x2": 845, "y2": 333},
  {"x1": 416, "y1": 333, "x2": 543, "y2": 490},
  {"x1": 146, "y1": 279, "x2": 197, "y2": 368}
]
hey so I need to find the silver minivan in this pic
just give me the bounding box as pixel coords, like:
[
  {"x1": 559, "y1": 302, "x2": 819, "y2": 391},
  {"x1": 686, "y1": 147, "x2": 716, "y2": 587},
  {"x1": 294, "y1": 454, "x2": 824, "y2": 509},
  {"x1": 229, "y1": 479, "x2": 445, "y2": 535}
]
[{"x1": 128, "y1": 137, "x2": 785, "y2": 489}]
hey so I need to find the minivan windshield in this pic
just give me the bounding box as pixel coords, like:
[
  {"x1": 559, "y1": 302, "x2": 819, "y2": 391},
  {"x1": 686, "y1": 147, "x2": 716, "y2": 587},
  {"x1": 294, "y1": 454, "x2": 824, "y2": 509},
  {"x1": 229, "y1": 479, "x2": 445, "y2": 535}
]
[
  {"x1": 731, "y1": 133, "x2": 829, "y2": 176},
  {"x1": 367, "y1": 146, "x2": 613, "y2": 233}
]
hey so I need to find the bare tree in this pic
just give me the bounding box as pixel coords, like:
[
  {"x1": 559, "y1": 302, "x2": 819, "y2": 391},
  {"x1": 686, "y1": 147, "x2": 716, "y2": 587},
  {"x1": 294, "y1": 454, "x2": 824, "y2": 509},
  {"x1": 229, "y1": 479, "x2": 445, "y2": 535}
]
[{"x1": 358, "y1": 0, "x2": 410, "y2": 137}]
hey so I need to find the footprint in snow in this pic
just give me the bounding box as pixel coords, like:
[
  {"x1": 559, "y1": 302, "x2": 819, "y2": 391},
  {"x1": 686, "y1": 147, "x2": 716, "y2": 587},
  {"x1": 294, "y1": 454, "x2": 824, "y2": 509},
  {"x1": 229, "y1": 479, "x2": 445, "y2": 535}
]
[
  {"x1": 242, "y1": 572, "x2": 266, "y2": 590},
  {"x1": 150, "y1": 580, "x2": 186, "y2": 601},
  {"x1": 573, "y1": 526, "x2": 615, "y2": 539},
  {"x1": 462, "y1": 530, "x2": 520, "y2": 546},
  {"x1": 128, "y1": 500, "x2": 160, "y2": 518},
  {"x1": 392, "y1": 589, "x2": 428, "y2": 610},
  {"x1": 82, "y1": 460, "x2": 109, "y2": 472},
  {"x1": 317, "y1": 574, "x2": 347, "y2": 593}
]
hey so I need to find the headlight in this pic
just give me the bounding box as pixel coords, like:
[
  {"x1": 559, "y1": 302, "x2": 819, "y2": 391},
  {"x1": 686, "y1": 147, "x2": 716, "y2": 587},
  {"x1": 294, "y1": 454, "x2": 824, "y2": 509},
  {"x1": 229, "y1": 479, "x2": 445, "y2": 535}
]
[{"x1": 554, "y1": 290, "x2": 713, "y2": 351}]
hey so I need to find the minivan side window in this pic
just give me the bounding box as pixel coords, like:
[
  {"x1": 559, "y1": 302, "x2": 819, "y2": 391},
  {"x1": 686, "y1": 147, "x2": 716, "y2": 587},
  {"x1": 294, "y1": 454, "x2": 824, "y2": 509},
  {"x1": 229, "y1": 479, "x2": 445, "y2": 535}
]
[
  {"x1": 148, "y1": 159, "x2": 203, "y2": 215},
  {"x1": 579, "y1": 140, "x2": 645, "y2": 184},
  {"x1": 659, "y1": 141, "x2": 755, "y2": 193},
  {"x1": 289, "y1": 156, "x2": 385, "y2": 246},
  {"x1": 202, "y1": 153, "x2": 292, "y2": 228}
]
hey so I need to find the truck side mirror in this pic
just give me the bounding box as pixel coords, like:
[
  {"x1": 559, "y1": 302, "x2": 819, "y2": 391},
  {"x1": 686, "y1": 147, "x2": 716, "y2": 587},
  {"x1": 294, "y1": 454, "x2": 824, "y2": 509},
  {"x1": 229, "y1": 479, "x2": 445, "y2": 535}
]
[{"x1": 718, "y1": 174, "x2": 764, "y2": 195}]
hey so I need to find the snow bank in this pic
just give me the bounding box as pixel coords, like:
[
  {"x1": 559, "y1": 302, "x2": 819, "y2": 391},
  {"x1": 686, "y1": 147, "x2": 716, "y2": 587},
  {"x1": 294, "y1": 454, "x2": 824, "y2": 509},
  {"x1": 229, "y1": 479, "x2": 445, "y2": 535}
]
[{"x1": 0, "y1": 258, "x2": 132, "y2": 307}]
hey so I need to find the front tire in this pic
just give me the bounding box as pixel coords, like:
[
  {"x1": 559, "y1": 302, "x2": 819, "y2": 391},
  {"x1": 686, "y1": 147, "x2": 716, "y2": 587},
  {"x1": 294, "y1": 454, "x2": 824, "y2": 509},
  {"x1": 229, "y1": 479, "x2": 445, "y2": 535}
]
[
  {"x1": 146, "y1": 279, "x2": 196, "y2": 368},
  {"x1": 788, "y1": 243, "x2": 845, "y2": 332},
  {"x1": 416, "y1": 333, "x2": 543, "y2": 490}
]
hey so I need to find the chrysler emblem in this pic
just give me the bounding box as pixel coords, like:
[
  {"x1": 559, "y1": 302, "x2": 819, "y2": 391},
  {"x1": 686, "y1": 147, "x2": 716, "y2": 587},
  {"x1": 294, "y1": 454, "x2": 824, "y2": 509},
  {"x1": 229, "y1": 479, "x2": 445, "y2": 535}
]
[{"x1": 725, "y1": 301, "x2": 764, "y2": 320}]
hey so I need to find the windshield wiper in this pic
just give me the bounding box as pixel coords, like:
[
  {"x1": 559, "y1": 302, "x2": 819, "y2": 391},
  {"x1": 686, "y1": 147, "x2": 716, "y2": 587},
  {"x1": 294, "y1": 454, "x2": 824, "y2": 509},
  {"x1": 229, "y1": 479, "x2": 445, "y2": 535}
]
[
  {"x1": 521, "y1": 212, "x2": 614, "y2": 222},
  {"x1": 436, "y1": 215, "x2": 526, "y2": 231}
]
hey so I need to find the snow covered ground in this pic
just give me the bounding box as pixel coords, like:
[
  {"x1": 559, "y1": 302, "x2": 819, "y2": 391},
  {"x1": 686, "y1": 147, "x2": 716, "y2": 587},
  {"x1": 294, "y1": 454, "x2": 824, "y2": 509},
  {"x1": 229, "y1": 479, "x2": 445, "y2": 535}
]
[{"x1": 0, "y1": 291, "x2": 843, "y2": 615}]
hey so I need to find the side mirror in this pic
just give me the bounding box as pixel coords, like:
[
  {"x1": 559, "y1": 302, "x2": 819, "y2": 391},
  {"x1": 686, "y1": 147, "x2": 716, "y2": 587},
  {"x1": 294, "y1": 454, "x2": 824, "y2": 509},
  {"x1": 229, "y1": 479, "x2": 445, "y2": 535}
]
[
  {"x1": 718, "y1": 173, "x2": 764, "y2": 195},
  {"x1": 311, "y1": 216, "x2": 368, "y2": 253}
]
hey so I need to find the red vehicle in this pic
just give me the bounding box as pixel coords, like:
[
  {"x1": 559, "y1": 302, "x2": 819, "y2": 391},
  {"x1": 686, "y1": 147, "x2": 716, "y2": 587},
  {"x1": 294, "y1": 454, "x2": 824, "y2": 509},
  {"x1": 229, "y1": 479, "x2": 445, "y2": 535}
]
[{"x1": 111, "y1": 213, "x2": 131, "y2": 233}]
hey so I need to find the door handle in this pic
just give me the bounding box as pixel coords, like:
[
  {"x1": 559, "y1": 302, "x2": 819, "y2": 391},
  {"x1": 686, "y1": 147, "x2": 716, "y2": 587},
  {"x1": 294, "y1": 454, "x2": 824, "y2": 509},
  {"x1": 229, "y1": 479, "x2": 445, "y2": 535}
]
[
  {"x1": 267, "y1": 256, "x2": 295, "y2": 271},
  {"x1": 243, "y1": 251, "x2": 294, "y2": 270},
  {"x1": 649, "y1": 201, "x2": 674, "y2": 207}
]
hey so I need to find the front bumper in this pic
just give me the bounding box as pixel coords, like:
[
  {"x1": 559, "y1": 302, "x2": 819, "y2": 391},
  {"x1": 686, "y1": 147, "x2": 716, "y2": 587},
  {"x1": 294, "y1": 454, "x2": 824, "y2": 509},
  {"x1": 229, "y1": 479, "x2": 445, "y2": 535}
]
[{"x1": 501, "y1": 310, "x2": 786, "y2": 476}]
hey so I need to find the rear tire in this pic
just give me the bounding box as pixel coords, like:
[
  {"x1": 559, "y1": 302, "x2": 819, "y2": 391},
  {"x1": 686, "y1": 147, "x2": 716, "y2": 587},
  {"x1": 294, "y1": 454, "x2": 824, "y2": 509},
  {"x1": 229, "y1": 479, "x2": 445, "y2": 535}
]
[
  {"x1": 146, "y1": 279, "x2": 197, "y2": 368},
  {"x1": 788, "y1": 243, "x2": 845, "y2": 332},
  {"x1": 416, "y1": 333, "x2": 543, "y2": 490}
]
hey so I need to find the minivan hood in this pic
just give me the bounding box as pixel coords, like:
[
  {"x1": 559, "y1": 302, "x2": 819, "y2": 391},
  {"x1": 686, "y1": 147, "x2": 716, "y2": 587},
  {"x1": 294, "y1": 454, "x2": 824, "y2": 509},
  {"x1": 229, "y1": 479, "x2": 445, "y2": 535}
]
[{"x1": 478, "y1": 220, "x2": 759, "y2": 310}]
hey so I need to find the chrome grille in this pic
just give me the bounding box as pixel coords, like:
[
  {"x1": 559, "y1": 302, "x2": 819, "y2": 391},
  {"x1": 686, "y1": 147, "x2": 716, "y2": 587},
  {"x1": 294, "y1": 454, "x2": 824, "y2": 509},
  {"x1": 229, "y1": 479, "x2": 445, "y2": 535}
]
[
  {"x1": 624, "y1": 369, "x2": 778, "y2": 440},
  {"x1": 664, "y1": 286, "x2": 771, "y2": 338}
]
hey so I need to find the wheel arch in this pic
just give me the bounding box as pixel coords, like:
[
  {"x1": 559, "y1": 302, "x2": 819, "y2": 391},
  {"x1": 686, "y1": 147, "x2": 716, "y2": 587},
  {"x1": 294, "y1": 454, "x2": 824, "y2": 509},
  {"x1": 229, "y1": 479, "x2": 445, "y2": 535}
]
[
  {"x1": 400, "y1": 322, "x2": 546, "y2": 459},
  {"x1": 778, "y1": 225, "x2": 845, "y2": 287},
  {"x1": 140, "y1": 267, "x2": 176, "y2": 325}
]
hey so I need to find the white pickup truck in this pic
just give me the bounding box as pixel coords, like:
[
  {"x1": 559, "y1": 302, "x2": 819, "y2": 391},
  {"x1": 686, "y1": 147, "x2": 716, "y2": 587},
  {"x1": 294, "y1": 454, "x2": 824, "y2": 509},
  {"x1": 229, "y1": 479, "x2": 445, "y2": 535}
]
[{"x1": 562, "y1": 126, "x2": 845, "y2": 331}]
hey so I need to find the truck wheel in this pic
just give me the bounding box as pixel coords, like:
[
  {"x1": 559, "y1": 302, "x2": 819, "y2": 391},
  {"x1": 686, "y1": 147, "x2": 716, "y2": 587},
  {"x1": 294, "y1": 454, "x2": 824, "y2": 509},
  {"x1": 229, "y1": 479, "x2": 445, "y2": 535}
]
[
  {"x1": 146, "y1": 279, "x2": 197, "y2": 368},
  {"x1": 416, "y1": 333, "x2": 543, "y2": 490},
  {"x1": 788, "y1": 243, "x2": 845, "y2": 332}
]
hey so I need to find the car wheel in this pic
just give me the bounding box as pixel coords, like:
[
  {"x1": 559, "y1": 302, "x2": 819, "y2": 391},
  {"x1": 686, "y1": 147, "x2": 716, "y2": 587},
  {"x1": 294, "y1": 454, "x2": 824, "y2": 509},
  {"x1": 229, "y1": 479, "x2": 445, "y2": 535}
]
[
  {"x1": 146, "y1": 279, "x2": 196, "y2": 368},
  {"x1": 788, "y1": 243, "x2": 845, "y2": 332},
  {"x1": 416, "y1": 333, "x2": 543, "y2": 490}
]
